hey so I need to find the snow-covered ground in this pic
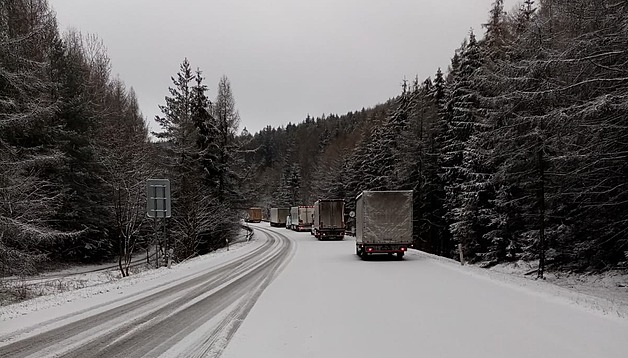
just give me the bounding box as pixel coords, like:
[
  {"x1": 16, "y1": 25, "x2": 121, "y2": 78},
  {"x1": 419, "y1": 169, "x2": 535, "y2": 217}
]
[
  {"x1": 484, "y1": 260, "x2": 628, "y2": 307},
  {"x1": 0, "y1": 231, "x2": 258, "y2": 323},
  {"x1": 2, "y1": 224, "x2": 627, "y2": 357},
  {"x1": 0, "y1": 230, "x2": 252, "y2": 307},
  {"x1": 222, "y1": 225, "x2": 628, "y2": 358},
  {"x1": 4, "y1": 230, "x2": 625, "y2": 318}
]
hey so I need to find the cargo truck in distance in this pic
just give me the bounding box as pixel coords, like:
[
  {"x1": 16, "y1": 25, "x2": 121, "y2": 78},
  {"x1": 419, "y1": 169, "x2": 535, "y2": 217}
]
[
  {"x1": 290, "y1": 206, "x2": 314, "y2": 231},
  {"x1": 313, "y1": 199, "x2": 345, "y2": 240},
  {"x1": 245, "y1": 207, "x2": 262, "y2": 223},
  {"x1": 355, "y1": 190, "x2": 413, "y2": 259},
  {"x1": 270, "y1": 208, "x2": 290, "y2": 227}
]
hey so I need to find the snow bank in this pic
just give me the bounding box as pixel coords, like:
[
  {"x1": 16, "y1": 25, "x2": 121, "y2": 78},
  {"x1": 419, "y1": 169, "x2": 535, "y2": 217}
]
[
  {"x1": 0, "y1": 231, "x2": 258, "y2": 323},
  {"x1": 407, "y1": 249, "x2": 628, "y2": 319}
]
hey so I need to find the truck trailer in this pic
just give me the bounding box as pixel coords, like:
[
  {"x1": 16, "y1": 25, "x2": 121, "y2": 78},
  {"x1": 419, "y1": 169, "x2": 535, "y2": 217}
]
[
  {"x1": 355, "y1": 190, "x2": 413, "y2": 259},
  {"x1": 290, "y1": 206, "x2": 314, "y2": 231},
  {"x1": 245, "y1": 207, "x2": 262, "y2": 223},
  {"x1": 270, "y1": 207, "x2": 290, "y2": 227},
  {"x1": 313, "y1": 199, "x2": 345, "y2": 240}
]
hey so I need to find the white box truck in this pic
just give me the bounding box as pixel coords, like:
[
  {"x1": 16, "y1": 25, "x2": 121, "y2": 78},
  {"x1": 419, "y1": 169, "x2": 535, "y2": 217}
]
[
  {"x1": 270, "y1": 208, "x2": 290, "y2": 227},
  {"x1": 355, "y1": 190, "x2": 413, "y2": 259},
  {"x1": 313, "y1": 199, "x2": 345, "y2": 240},
  {"x1": 290, "y1": 206, "x2": 314, "y2": 231}
]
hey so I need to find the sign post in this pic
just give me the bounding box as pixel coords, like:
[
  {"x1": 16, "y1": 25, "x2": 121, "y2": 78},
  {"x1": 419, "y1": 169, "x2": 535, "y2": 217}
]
[{"x1": 147, "y1": 179, "x2": 171, "y2": 268}]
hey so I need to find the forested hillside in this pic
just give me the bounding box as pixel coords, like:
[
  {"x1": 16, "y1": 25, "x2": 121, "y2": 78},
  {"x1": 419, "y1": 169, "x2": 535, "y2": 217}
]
[
  {"x1": 1, "y1": 0, "x2": 151, "y2": 275},
  {"x1": 242, "y1": 0, "x2": 628, "y2": 273},
  {"x1": 2, "y1": 0, "x2": 626, "y2": 278},
  {"x1": 1, "y1": 0, "x2": 243, "y2": 277}
]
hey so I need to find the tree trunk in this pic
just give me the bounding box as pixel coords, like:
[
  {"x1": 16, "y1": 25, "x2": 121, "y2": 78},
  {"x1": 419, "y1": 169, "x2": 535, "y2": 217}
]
[
  {"x1": 537, "y1": 149, "x2": 546, "y2": 279},
  {"x1": 118, "y1": 246, "x2": 126, "y2": 278}
]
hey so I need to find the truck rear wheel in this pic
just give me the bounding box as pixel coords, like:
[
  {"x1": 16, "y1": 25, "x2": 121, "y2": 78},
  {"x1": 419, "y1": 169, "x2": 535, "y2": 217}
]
[{"x1": 397, "y1": 252, "x2": 404, "y2": 260}]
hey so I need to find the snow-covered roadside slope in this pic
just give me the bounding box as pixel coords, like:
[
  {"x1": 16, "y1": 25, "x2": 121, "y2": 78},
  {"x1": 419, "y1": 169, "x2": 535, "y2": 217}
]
[
  {"x1": 483, "y1": 259, "x2": 628, "y2": 307},
  {"x1": 0, "y1": 235, "x2": 263, "y2": 332},
  {"x1": 411, "y1": 249, "x2": 628, "y2": 319},
  {"x1": 222, "y1": 230, "x2": 628, "y2": 358}
]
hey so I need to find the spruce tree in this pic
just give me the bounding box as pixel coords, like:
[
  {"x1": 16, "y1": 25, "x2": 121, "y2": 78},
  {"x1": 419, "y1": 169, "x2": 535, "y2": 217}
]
[
  {"x1": 440, "y1": 31, "x2": 484, "y2": 259},
  {"x1": 0, "y1": 0, "x2": 76, "y2": 275},
  {"x1": 212, "y1": 75, "x2": 242, "y2": 205},
  {"x1": 191, "y1": 68, "x2": 221, "y2": 189},
  {"x1": 154, "y1": 59, "x2": 220, "y2": 259},
  {"x1": 52, "y1": 31, "x2": 113, "y2": 262}
]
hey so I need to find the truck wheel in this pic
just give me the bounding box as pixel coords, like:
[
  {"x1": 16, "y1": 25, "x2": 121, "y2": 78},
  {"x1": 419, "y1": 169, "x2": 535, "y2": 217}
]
[{"x1": 397, "y1": 252, "x2": 404, "y2": 260}]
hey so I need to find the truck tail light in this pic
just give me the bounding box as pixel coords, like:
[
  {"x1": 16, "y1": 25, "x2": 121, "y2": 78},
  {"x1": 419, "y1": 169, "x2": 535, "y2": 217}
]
[
  {"x1": 367, "y1": 247, "x2": 373, "y2": 253},
  {"x1": 400, "y1": 247, "x2": 406, "y2": 251}
]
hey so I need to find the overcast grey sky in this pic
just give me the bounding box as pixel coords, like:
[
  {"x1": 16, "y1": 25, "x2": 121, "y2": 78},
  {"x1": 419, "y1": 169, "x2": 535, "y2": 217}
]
[{"x1": 49, "y1": 0, "x2": 518, "y2": 135}]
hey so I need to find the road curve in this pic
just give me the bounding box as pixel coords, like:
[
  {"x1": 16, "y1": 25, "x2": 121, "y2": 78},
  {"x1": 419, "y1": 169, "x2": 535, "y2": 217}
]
[{"x1": 0, "y1": 226, "x2": 293, "y2": 358}]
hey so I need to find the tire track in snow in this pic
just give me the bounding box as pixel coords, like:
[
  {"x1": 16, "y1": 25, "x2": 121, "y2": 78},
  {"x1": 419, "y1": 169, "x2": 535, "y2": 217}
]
[{"x1": 0, "y1": 226, "x2": 294, "y2": 358}]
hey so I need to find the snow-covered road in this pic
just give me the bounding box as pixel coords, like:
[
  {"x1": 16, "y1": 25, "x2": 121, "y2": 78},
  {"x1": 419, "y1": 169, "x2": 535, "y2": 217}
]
[
  {"x1": 0, "y1": 226, "x2": 293, "y2": 357},
  {"x1": 223, "y1": 224, "x2": 628, "y2": 358},
  {"x1": 1, "y1": 223, "x2": 627, "y2": 357}
]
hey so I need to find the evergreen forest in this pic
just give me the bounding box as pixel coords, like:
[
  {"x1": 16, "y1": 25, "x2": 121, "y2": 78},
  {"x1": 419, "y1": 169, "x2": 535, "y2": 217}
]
[{"x1": 2, "y1": 0, "x2": 627, "y2": 279}]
